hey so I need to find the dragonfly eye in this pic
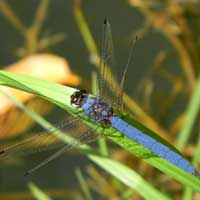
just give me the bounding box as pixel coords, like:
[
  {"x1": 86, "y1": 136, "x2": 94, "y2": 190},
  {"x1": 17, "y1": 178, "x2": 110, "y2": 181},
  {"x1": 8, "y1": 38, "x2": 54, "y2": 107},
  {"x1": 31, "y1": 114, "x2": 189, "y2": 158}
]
[{"x1": 70, "y1": 90, "x2": 88, "y2": 108}]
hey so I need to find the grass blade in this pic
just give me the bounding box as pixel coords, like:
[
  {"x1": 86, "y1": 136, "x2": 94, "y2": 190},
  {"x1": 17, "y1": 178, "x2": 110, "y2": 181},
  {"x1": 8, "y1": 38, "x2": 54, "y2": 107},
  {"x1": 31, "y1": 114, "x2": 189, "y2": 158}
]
[
  {"x1": 28, "y1": 182, "x2": 52, "y2": 200},
  {"x1": 75, "y1": 168, "x2": 93, "y2": 200},
  {"x1": 176, "y1": 75, "x2": 200, "y2": 150},
  {"x1": 0, "y1": 70, "x2": 199, "y2": 194}
]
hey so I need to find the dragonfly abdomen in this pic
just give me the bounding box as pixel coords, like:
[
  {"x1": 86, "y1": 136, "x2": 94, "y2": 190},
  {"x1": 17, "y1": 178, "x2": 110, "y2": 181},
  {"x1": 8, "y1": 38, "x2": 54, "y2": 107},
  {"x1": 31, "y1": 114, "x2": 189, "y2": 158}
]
[{"x1": 110, "y1": 116, "x2": 200, "y2": 176}]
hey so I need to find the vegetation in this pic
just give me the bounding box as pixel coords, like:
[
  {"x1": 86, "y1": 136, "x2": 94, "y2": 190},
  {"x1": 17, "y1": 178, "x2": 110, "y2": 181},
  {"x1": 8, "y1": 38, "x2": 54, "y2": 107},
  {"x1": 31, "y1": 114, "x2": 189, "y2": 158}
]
[{"x1": 0, "y1": 0, "x2": 200, "y2": 199}]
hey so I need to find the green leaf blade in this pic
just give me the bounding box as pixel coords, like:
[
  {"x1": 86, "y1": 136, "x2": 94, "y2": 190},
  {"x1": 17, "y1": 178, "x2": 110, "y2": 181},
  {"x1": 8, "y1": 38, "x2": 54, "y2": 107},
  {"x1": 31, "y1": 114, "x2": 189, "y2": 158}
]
[{"x1": 0, "y1": 70, "x2": 199, "y2": 193}]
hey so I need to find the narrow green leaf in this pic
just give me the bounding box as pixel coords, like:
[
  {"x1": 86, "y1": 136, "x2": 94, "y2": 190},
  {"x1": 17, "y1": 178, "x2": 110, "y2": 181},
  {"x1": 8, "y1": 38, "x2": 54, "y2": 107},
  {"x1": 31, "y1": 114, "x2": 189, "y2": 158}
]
[
  {"x1": 0, "y1": 70, "x2": 199, "y2": 194},
  {"x1": 28, "y1": 182, "x2": 52, "y2": 200},
  {"x1": 176, "y1": 75, "x2": 200, "y2": 150},
  {"x1": 75, "y1": 168, "x2": 93, "y2": 200}
]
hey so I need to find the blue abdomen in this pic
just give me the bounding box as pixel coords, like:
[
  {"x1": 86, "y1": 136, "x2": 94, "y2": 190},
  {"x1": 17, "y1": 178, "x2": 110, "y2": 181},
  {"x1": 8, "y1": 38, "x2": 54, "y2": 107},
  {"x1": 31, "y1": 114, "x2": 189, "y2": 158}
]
[{"x1": 110, "y1": 116, "x2": 199, "y2": 176}]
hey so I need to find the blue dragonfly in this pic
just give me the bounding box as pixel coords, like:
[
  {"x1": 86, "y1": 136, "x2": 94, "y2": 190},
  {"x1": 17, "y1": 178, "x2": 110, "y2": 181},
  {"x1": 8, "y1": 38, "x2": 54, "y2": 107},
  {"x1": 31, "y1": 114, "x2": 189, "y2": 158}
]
[
  {"x1": 70, "y1": 19, "x2": 200, "y2": 176},
  {"x1": 1, "y1": 19, "x2": 199, "y2": 177}
]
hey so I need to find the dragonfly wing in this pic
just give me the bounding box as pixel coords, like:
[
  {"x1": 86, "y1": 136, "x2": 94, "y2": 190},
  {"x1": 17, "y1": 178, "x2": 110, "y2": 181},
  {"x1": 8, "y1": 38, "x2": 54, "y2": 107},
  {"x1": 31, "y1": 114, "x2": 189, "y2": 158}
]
[
  {"x1": 118, "y1": 36, "x2": 138, "y2": 111},
  {"x1": 0, "y1": 115, "x2": 87, "y2": 158},
  {"x1": 98, "y1": 19, "x2": 123, "y2": 111},
  {"x1": 0, "y1": 133, "x2": 62, "y2": 158},
  {"x1": 25, "y1": 128, "x2": 100, "y2": 176},
  {"x1": 99, "y1": 19, "x2": 114, "y2": 98},
  {"x1": 98, "y1": 19, "x2": 137, "y2": 111}
]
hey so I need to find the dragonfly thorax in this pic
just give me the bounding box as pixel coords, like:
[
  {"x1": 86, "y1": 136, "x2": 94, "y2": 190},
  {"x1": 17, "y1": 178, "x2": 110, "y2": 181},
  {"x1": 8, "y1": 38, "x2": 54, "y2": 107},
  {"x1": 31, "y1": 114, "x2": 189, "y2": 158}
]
[{"x1": 82, "y1": 96, "x2": 115, "y2": 126}]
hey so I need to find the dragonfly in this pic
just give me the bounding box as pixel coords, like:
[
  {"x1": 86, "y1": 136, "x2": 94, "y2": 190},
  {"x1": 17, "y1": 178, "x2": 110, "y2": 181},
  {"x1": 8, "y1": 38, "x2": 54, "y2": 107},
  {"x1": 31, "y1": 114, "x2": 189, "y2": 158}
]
[{"x1": 1, "y1": 19, "x2": 199, "y2": 177}]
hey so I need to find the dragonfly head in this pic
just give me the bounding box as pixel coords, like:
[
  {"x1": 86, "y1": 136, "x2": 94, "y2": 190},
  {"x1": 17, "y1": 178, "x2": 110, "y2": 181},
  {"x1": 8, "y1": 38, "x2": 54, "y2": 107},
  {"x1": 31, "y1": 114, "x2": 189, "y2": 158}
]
[{"x1": 70, "y1": 90, "x2": 88, "y2": 108}]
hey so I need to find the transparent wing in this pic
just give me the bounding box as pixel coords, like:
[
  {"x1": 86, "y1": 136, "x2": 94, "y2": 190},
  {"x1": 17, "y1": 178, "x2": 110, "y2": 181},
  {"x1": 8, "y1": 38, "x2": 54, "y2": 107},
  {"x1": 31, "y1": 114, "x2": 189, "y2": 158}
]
[
  {"x1": 118, "y1": 36, "x2": 138, "y2": 111},
  {"x1": 98, "y1": 18, "x2": 115, "y2": 100},
  {"x1": 98, "y1": 19, "x2": 124, "y2": 110},
  {"x1": 98, "y1": 19, "x2": 137, "y2": 111},
  {"x1": 0, "y1": 115, "x2": 91, "y2": 158},
  {"x1": 0, "y1": 102, "x2": 104, "y2": 175},
  {"x1": 25, "y1": 128, "x2": 100, "y2": 176}
]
